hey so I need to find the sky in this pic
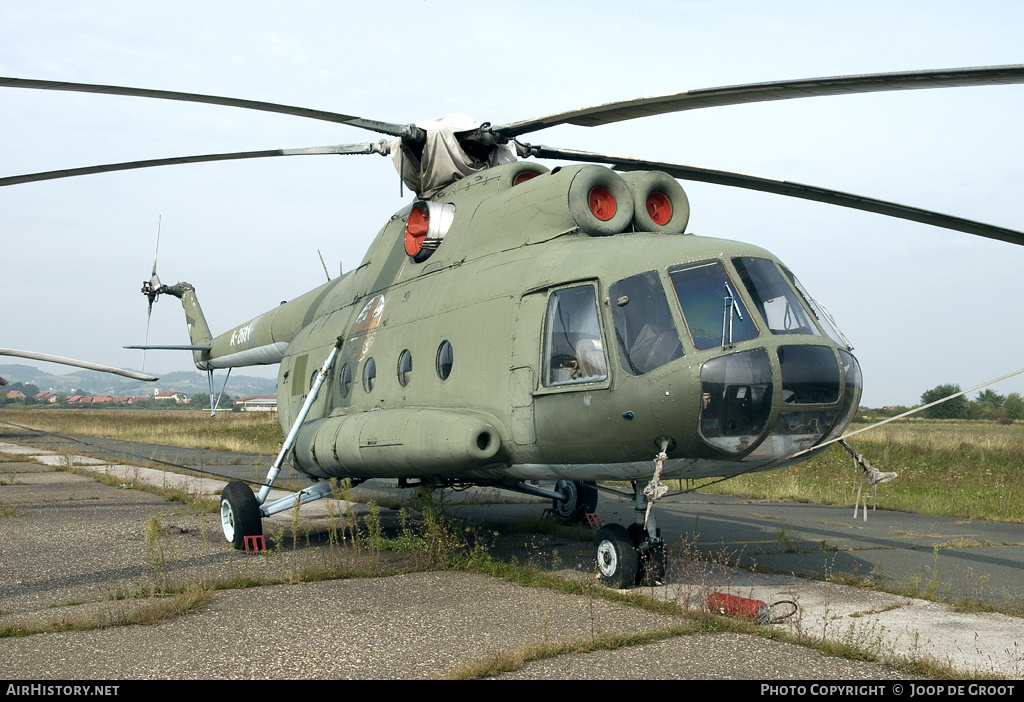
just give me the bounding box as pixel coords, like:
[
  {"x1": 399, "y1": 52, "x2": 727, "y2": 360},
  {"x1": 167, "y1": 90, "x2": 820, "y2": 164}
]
[{"x1": 1, "y1": 0, "x2": 1023, "y2": 408}]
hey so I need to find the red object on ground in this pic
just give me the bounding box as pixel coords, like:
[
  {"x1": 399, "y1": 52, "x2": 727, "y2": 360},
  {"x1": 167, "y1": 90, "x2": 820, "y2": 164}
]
[
  {"x1": 707, "y1": 592, "x2": 768, "y2": 621},
  {"x1": 244, "y1": 535, "x2": 266, "y2": 553}
]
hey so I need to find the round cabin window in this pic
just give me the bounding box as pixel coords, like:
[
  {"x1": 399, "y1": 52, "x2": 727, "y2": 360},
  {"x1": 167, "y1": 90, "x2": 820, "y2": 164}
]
[
  {"x1": 397, "y1": 350, "x2": 413, "y2": 387},
  {"x1": 363, "y1": 358, "x2": 376, "y2": 392},
  {"x1": 339, "y1": 364, "x2": 352, "y2": 397},
  {"x1": 436, "y1": 340, "x2": 453, "y2": 380}
]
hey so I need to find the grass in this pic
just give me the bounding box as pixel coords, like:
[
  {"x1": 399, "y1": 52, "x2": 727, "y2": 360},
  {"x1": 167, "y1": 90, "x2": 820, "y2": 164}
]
[
  {"x1": 0, "y1": 584, "x2": 214, "y2": 638},
  {"x1": 700, "y1": 420, "x2": 1024, "y2": 523},
  {"x1": 0, "y1": 408, "x2": 283, "y2": 454},
  {"x1": 445, "y1": 623, "x2": 706, "y2": 679}
]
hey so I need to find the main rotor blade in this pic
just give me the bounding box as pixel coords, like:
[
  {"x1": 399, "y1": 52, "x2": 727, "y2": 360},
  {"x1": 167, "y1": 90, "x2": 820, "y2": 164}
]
[
  {"x1": 0, "y1": 348, "x2": 158, "y2": 381},
  {"x1": 0, "y1": 143, "x2": 385, "y2": 187},
  {"x1": 0, "y1": 77, "x2": 413, "y2": 138},
  {"x1": 495, "y1": 65, "x2": 1024, "y2": 138},
  {"x1": 529, "y1": 145, "x2": 1024, "y2": 246}
]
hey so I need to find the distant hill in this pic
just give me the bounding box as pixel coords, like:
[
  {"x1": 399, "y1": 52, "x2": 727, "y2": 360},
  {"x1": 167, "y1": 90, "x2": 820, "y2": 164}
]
[{"x1": 0, "y1": 363, "x2": 277, "y2": 398}]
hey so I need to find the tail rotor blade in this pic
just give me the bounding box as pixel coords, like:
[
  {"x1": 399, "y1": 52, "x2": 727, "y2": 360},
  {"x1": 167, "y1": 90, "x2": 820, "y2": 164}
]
[
  {"x1": 142, "y1": 216, "x2": 162, "y2": 372},
  {"x1": 150, "y1": 215, "x2": 162, "y2": 285},
  {"x1": 142, "y1": 306, "x2": 152, "y2": 372}
]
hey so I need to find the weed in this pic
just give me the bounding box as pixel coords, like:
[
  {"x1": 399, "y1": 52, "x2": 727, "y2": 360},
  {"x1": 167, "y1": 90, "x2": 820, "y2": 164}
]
[
  {"x1": 47, "y1": 597, "x2": 83, "y2": 609},
  {"x1": 365, "y1": 501, "x2": 383, "y2": 553},
  {"x1": 774, "y1": 521, "x2": 800, "y2": 553},
  {"x1": 269, "y1": 527, "x2": 285, "y2": 552},
  {"x1": 144, "y1": 514, "x2": 170, "y2": 592}
]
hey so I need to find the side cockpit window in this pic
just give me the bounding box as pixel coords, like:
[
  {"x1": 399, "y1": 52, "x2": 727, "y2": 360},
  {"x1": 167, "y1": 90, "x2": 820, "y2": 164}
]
[
  {"x1": 542, "y1": 284, "x2": 608, "y2": 386},
  {"x1": 733, "y1": 257, "x2": 819, "y2": 336},
  {"x1": 609, "y1": 271, "x2": 684, "y2": 375}
]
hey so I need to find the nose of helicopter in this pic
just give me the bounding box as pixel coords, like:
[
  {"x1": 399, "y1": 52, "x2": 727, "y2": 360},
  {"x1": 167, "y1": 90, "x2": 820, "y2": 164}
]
[
  {"x1": 608, "y1": 249, "x2": 863, "y2": 467},
  {"x1": 701, "y1": 344, "x2": 861, "y2": 459},
  {"x1": 649, "y1": 343, "x2": 862, "y2": 465}
]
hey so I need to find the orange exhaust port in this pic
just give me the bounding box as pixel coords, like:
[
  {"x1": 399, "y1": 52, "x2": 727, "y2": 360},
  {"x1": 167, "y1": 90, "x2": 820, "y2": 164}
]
[
  {"x1": 646, "y1": 191, "x2": 672, "y2": 225},
  {"x1": 588, "y1": 185, "x2": 616, "y2": 221}
]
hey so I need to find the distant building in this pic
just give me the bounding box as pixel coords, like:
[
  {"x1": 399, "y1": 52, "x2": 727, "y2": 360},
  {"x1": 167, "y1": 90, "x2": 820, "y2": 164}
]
[
  {"x1": 153, "y1": 391, "x2": 188, "y2": 404},
  {"x1": 238, "y1": 396, "x2": 277, "y2": 412},
  {"x1": 5, "y1": 390, "x2": 25, "y2": 400}
]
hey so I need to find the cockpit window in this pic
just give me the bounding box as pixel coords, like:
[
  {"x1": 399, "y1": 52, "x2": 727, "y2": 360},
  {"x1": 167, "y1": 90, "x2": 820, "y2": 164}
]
[
  {"x1": 542, "y1": 284, "x2": 608, "y2": 386},
  {"x1": 825, "y1": 349, "x2": 863, "y2": 443},
  {"x1": 783, "y1": 266, "x2": 851, "y2": 348},
  {"x1": 669, "y1": 261, "x2": 758, "y2": 350},
  {"x1": 699, "y1": 349, "x2": 773, "y2": 454},
  {"x1": 609, "y1": 271, "x2": 684, "y2": 376},
  {"x1": 778, "y1": 345, "x2": 840, "y2": 404},
  {"x1": 733, "y1": 257, "x2": 819, "y2": 336}
]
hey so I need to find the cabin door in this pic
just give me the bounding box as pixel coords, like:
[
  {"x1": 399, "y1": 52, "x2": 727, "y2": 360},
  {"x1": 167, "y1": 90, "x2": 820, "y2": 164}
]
[{"x1": 529, "y1": 282, "x2": 619, "y2": 461}]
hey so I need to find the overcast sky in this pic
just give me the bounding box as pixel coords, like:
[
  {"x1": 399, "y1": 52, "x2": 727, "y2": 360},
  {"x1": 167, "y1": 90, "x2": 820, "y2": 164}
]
[{"x1": 2, "y1": 1, "x2": 1023, "y2": 407}]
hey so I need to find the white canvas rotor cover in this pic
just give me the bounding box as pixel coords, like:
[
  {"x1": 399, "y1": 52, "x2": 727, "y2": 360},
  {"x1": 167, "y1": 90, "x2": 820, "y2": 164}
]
[{"x1": 390, "y1": 113, "x2": 517, "y2": 198}]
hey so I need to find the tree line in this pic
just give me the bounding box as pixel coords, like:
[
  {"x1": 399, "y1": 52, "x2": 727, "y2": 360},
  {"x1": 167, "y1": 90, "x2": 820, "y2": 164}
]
[{"x1": 916, "y1": 384, "x2": 1024, "y2": 420}]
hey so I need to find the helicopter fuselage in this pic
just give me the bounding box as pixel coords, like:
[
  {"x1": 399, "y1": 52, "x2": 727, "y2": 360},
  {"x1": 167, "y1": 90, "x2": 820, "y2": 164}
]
[{"x1": 181, "y1": 160, "x2": 861, "y2": 485}]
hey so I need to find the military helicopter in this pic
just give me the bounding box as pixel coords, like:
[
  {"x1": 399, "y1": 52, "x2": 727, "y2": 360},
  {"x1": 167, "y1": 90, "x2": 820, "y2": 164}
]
[{"x1": 3, "y1": 65, "x2": 1023, "y2": 588}]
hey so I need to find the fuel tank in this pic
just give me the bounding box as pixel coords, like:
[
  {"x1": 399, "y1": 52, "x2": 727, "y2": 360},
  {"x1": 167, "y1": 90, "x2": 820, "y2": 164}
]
[{"x1": 291, "y1": 408, "x2": 502, "y2": 479}]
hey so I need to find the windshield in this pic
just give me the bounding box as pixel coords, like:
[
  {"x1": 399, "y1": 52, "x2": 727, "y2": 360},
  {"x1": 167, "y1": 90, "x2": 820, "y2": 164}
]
[{"x1": 669, "y1": 261, "x2": 759, "y2": 349}]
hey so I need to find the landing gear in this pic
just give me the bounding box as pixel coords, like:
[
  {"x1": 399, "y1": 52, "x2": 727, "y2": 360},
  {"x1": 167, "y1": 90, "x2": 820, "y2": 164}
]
[
  {"x1": 628, "y1": 523, "x2": 666, "y2": 586},
  {"x1": 552, "y1": 480, "x2": 598, "y2": 524},
  {"x1": 593, "y1": 479, "x2": 667, "y2": 588},
  {"x1": 221, "y1": 480, "x2": 263, "y2": 549},
  {"x1": 594, "y1": 524, "x2": 637, "y2": 588}
]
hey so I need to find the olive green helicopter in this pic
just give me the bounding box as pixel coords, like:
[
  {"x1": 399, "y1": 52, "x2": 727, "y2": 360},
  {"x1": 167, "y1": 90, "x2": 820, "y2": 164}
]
[{"x1": 3, "y1": 66, "x2": 1024, "y2": 588}]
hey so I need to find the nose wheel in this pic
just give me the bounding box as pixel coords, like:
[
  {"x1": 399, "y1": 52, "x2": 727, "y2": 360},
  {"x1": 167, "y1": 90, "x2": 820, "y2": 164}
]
[
  {"x1": 594, "y1": 524, "x2": 638, "y2": 588},
  {"x1": 629, "y1": 523, "x2": 666, "y2": 586},
  {"x1": 593, "y1": 475, "x2": 667, "y2": 588}
]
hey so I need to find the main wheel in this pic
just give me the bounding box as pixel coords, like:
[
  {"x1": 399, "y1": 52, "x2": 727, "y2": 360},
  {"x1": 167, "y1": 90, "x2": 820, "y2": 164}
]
[
  {"x1": 220, "y1": 480, "x2": 263, "y2": 549},
  {"x1": 552, "y1": 480, "x2": 598, "y2": 525},
  {"x1": 627, "y1": 523, "x2": 666, "y2": 586},
  {"x1": 594, "y1": 524, "x2": 639, "y2": 588}
]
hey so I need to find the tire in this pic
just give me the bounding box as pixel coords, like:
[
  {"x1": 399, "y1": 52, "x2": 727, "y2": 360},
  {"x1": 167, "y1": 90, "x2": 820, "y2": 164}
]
[
  {"x1": 552, "y1": 480, "x2": 598, "y2": 525},
  {"x1": 627, "y1": 523, "x2": 666, "y2": 586},
  {"x1": 594, "y1": 524, "x2": 639, "y2": 588},
  {"x1": 220, "y1": 480, "x2": 263, "y2": 549}
]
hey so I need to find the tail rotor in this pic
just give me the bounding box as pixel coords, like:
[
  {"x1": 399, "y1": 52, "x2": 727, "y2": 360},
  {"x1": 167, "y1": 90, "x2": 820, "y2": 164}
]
[{"x1": 139, "y1": 216, "x2": 163, "y2": 370}]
